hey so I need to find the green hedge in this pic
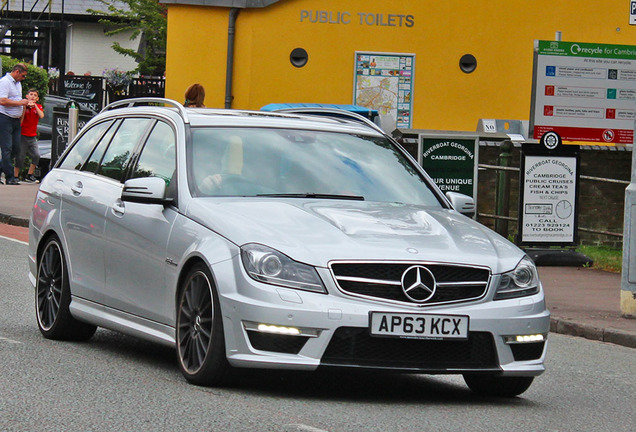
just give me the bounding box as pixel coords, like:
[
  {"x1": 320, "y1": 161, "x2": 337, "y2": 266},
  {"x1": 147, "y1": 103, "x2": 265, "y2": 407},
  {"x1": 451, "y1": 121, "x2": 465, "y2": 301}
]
[{"x1": 1, "y1": 56, "x2": 49, "y2": 100}]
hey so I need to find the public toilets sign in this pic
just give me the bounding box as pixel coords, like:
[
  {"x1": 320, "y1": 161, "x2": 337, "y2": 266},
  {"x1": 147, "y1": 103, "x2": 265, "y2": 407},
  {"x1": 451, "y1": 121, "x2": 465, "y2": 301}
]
[{"x1": 531, "y1": 40, "x2": 636, "y2": 145}]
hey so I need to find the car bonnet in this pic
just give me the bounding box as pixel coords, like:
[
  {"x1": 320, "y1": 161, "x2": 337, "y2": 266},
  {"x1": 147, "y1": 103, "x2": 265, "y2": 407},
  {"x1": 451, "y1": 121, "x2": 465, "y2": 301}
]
[{"x1": 185, "y1": 198, "x2": 522, "y2": 273}]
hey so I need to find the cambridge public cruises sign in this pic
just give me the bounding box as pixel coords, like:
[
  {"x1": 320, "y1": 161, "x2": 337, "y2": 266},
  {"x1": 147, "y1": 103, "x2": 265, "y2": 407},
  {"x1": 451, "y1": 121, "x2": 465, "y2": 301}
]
[
  {"x1": 518, "y1": 132, "x2": 580, "y2": 246},
  {"x1": 530, "y1": 40, "x2": 636, "y2": 145}
]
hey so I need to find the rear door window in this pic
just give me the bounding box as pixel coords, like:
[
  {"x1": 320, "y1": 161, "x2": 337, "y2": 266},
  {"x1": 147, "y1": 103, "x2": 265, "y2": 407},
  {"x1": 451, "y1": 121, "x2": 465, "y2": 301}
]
[{"x1": 132, "y1": 121, "x2": 176, "y2": 185}]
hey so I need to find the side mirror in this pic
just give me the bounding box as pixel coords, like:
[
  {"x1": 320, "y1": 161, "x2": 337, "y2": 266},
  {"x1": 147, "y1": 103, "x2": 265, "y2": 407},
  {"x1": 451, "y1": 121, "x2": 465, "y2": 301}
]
[
  {"x1": 122, "y1": 177, "x2": 173, "y2": 205},
  {"x1": 445, "y1": 192, "x2": 475, "y2": 217}
]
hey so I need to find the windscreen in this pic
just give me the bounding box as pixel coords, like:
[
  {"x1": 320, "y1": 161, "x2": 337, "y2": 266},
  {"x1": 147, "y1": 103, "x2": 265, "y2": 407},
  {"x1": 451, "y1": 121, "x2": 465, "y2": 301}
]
[{"x1": 188, "y1": 127, "x2": 442, "y2": 207}]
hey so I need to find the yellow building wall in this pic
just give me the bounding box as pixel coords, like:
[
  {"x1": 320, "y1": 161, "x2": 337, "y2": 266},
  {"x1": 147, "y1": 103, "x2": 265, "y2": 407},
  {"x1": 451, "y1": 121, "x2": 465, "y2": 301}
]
[{"x1": 166, "y1": 0, "x2": 636, "y2": 131}]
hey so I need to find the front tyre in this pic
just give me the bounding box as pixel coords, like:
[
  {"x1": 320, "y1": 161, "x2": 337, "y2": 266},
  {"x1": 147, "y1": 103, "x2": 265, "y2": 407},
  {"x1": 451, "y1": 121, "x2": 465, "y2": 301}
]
[
  {"x1": 463, "y1": 374, "x2": 534, "y2": 397},
  {"x1": 176, "y1": 263, "x2": 230, "y2": 386},
  {"x1": 36, "y1": 236, "x2": 97, "y2": 341}
]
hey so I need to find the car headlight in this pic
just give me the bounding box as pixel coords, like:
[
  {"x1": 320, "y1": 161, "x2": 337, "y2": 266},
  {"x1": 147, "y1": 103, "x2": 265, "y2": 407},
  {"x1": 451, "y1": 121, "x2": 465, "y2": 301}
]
[
  {"x1": 240, "y1": 243, "x2": 326, "y2": 294},
  {"x1": 494, "y1": 256, "x2": 540, "y2": 300}
]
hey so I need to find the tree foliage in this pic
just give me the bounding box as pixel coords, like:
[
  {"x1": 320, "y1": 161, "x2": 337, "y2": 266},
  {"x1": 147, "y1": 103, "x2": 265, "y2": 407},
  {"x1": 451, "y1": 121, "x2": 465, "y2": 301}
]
[{"x1": 88, "y1": 0, "x2": 167, "y2": 76}]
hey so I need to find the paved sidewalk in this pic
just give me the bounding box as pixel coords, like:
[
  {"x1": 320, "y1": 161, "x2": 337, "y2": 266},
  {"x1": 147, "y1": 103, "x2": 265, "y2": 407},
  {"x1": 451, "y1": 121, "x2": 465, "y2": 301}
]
[
  {"x1": 0, "y1": 181, "x2": 37, "y2": 226},
  {"x1": 1, "y1": 181, "x2": 634, "y2": 348}
]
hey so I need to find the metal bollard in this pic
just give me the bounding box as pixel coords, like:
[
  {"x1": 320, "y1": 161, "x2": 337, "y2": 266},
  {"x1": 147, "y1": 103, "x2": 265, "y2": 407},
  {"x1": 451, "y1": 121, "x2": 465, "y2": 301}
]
[{"x1": 68, "y1": 102, "x2": 79, "y2": 142}]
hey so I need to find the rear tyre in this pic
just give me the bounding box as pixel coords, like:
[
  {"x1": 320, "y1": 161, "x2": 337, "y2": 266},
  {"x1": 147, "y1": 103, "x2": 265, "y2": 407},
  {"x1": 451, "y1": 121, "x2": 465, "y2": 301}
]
[
  {"x1": 36, "y1": 236, "x2": 97, "y2": 341},
  {"x1": 463, "y1": 374, "x2": 534, "y2": 397},
  {"x1": 176, "y1": 263, "x2": 231, "y2": 386}
]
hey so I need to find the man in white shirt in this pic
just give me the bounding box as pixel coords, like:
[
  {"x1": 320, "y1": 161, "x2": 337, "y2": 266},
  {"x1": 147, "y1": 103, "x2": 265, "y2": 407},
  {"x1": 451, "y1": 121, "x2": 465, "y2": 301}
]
[{"x1": 0, "y1": 63, "x2": 29, "y2": 185}]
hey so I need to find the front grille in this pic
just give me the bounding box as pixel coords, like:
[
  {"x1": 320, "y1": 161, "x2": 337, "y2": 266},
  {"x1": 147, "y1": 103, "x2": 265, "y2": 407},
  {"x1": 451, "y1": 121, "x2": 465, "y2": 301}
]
[
  {"x1": 246, "y1": 331, "x2": 309, "y2": 354},
  {"x1": 330, "y1": 262, "x2": 490, "y2": 305},
  {"x1": 510, "y1": 342, "x2": 545, "y2": 361},
  {"x1": 321, "y1": 328, "x2": 498, "y2": 371}
]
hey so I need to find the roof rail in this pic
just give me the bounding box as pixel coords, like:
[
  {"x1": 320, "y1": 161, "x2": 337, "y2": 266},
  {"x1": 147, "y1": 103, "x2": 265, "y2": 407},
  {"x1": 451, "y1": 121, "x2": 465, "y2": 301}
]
[
  {"x1": 102, "y1": 98, "x2": 189, "y2": 124},
  {"x1": 270, "y1": 107, "x2": 386, "y2": 136}
]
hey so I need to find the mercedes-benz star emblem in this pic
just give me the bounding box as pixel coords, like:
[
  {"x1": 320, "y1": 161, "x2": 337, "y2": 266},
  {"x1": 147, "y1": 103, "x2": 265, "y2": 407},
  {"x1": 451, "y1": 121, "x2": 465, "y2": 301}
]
[{"x1": 401, "y1": 265, "x2": 437, "y2": 303}]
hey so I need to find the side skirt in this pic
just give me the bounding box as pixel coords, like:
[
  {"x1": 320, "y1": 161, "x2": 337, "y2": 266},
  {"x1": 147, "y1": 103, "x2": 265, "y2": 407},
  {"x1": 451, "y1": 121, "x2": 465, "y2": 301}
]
[{"x1": 69, "y1": 296, "x2": 176, "y2": 347}]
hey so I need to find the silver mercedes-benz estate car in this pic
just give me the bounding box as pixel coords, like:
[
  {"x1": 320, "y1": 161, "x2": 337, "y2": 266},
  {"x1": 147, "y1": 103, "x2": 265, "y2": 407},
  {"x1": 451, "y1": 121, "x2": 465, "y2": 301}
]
[{"x1": 29, "y1": 99, "x2": 549, "y2": 397}]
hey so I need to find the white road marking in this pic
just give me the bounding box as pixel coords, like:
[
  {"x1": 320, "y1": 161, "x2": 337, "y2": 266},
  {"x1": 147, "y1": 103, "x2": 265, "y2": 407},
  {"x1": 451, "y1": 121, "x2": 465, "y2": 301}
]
[
  {"x1": 286, "y1": 425, "x2": 329, "y2": 432},
  {"x1": 0, "y1": 234, "x2": 28, "y2": 245},
  {"x1": 0, "y1": 336, "x2": 22, "y2": 344}
]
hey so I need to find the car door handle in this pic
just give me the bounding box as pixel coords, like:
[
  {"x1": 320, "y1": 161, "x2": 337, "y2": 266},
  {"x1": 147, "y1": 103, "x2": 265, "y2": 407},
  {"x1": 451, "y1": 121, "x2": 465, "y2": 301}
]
[
  {"x1": 111, "y1": 199, "x2": 125, "y2": 217},
  {"x1": 71, "y1": 181, "x2": 83, "y2": 196}
]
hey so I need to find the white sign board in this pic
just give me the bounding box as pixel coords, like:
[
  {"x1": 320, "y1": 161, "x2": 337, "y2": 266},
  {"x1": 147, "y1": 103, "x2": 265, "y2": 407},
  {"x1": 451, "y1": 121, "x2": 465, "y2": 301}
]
[
  {"x1": 531, "y1": 40, "x2": 636, "y2": 144},
  {"x1": 521, "y1": 155, "x2": 577, "y2": 243}
]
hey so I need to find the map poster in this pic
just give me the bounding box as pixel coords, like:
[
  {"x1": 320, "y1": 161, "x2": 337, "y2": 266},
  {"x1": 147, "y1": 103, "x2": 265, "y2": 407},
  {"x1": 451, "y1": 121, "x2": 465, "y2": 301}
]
[
  {"x1": 518, "y1": 145, "x2": 580, "y2": 246},
  {"x1": 354, "y1": 52, "x2": 415, "y2": 129}
]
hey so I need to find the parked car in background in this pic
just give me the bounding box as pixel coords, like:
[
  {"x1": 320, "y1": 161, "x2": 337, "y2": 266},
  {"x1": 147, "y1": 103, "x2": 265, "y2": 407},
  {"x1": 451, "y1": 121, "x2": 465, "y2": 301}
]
[{"x1": 29, "y1": 98, "x2": 550, "y2": 397}]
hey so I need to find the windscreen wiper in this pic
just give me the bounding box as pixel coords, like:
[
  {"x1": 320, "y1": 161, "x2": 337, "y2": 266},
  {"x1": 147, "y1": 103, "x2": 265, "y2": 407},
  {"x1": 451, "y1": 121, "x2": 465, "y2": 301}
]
[{"x1": 257, "y1": 193, "x2": 365, "y2": 201}]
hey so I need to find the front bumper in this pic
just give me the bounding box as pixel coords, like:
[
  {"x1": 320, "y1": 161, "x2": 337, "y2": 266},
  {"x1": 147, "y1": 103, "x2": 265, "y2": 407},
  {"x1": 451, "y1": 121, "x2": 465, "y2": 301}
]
[{"x1": 212, "y1": 260, "x2": 550, "y2": 376}]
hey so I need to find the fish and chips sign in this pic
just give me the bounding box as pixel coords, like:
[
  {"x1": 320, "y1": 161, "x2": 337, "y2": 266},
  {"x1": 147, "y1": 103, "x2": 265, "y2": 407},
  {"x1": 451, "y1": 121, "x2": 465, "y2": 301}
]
[{"x1": 518, "y1": 134, "x2": 579, "y2": 246}]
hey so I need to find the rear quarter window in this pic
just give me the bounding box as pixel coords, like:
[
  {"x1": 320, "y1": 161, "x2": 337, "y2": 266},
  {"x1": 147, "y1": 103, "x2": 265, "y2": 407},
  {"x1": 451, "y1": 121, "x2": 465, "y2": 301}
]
[{"x1": 58, "y1": 121, "x2": 113, "y2": 170}]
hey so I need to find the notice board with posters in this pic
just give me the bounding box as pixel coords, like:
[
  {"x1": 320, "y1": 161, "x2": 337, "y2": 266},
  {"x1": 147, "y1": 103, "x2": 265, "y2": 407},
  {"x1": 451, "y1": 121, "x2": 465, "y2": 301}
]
[
  {"x1": 530, "y1": 40, "x2": 636, "y2": 145},
  {"x1": 420, "y1": 135, "x2": 479, "y2": 203},
  {"x1": 518, "y1": 142, "x2": 580, "y2": 246},
  {"x1": 354, "y1": 52, "x2": 415, "y2": 129}
]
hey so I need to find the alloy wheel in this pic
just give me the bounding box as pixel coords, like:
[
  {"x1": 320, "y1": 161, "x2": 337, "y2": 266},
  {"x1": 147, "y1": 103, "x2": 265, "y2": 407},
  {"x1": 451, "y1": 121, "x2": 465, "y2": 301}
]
[
  {"x1": 177, "y1": 270, "x2": 214, "y2": 374},
  {"x1": 37, "y1": 240, "x2": 64, "y2": 330}
]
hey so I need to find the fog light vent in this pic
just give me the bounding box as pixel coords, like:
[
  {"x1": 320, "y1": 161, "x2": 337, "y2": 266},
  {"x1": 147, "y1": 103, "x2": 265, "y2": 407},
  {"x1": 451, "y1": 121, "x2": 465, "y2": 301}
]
[
  {"x1": 246, "y1": 331, "x2": 309, "y2": 354},
  {"x1": 510, "y1": 342, "x2": 545, "y2": 361}
]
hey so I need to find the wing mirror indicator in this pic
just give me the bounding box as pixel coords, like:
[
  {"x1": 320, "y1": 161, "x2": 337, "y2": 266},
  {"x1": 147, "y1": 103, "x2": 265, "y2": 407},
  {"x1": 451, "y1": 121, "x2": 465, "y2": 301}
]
[{"x1": 122, "y1": 177, "x2": 173, "y2": 205}]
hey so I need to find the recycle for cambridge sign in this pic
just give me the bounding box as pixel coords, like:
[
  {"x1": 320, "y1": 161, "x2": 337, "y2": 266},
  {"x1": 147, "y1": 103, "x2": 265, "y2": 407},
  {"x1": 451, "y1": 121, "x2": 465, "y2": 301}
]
[{"x1": 531, "y1": 40, "x2": 636, "y2": 145}]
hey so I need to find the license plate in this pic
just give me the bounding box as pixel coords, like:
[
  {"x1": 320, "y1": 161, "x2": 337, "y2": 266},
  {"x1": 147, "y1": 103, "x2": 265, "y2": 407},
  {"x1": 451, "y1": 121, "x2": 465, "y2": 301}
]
[{"x1": 370, "y1": 312, "x2": 469, "y2": 340}]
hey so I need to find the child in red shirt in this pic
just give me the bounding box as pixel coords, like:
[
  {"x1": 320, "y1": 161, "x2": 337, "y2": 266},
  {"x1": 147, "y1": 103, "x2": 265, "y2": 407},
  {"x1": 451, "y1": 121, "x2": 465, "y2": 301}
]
[{"x1": 14, "y1": 88, "x2": 44, "y2": 182}]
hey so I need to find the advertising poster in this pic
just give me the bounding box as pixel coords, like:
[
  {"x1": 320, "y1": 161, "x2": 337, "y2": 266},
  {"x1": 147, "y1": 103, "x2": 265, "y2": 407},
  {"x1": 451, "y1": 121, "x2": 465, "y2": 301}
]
[
  {"x1": 354, "y1": 52, "x2": 414, "y2": 129},
  {"x1": 520, "y1": 155, "x2": 577, "y2": 244},
  {"x1": 420, "y1": 137, "x2": 478, "y2": 201},
  {"x1": 531, "y1": 40, "x2": 636, "y2": 145}
]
